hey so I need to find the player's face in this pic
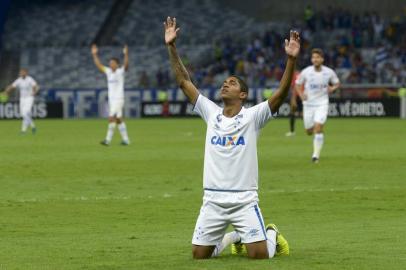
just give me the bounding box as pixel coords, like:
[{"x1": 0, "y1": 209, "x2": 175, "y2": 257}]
[
  {"x1": 220, "y1": 77, "x2": 247, "y2": 101},
  {"x1": 311, "y1": 53, "x2": 324, "y2": 67},
  {"x1": 109, "y1": 59, "x2": 119, "y2": 70},
  {"x1": 19, "y1": 69, "x2": 28, "y2": 77}
]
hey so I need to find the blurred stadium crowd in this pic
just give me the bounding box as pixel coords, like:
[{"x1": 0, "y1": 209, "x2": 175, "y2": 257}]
[
  {"x1": 189, "y1": 6, "x2": 406, "y2": 88},
  {"x1": 1, "y1": 0, "x2": 405, "y2": 89}
]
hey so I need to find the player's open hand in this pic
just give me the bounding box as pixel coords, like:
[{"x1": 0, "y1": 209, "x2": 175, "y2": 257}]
[
  {"x1": 285, "y1": 31, "x2": 300, "y2": 58},
  {"x1": 164, "y1": 17, "x2": 180, "y2": 45},
  {"x1": 123, "y1": 45, "x2": 128, "y2": 55},
  {"x1": 91, "y1": 44, "x2": 98, "y2": 55}
]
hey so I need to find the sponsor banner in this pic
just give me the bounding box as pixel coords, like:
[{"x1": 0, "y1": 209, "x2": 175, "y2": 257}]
[
  {"x1": 141, "y1": 98, "x2": 400, "y2": 118},
  {"x1": 43, "y1": 88, "x2": 400, "y2": 118},
  {"x1": 141, "y1": 101, "x2": 257, "y2": 117},
  {"x1": 327, "y1": 98, "x2": 399, "y2": 117},
  {"x1": 0, "y1": 101, "x2": 63, "y2": 119},
  {"x1": 44, "y1": 88, "x2": 263, "y2": 118}
]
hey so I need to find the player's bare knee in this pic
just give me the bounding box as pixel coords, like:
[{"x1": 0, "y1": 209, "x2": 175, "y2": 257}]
[
  {"x1": 314, "y1": 124, "x2": 323, "y2": 133},
  {"x1": 246, "y1": 242, "x2": 269, "y2": 259},
  {"x1": 192, "y1": 251, "x2": 210, "y2": 260},
  {"x1": 192, "y1": 246, "x2": 212, "y2": 259},
  {"x1": 247, "y1": 250, "x2": 269, "y2": 259}
]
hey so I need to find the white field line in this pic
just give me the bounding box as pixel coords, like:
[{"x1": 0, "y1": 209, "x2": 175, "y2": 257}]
[{"x1": 3, "y1": 186, "x2": 403, "y2": 203}]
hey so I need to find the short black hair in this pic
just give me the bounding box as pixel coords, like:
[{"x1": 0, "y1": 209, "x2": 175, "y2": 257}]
[
  {"x1": 311, "y1": 48, "x2": 324, "y2": 58},
  {"x1": 230, "y1": 75, "x2": 249, "y2": 94},
  {"x1": 110, "y1": 57, "x2": 120, "y2": 64}
]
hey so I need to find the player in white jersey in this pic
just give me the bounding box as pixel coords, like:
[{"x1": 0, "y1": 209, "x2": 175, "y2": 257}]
[
  {"x1": 91, "y1": 44, "x2": 130, "y2": 146},
  {"x1": 295, "y1": 48, "x2": 340, "y2": 163},
  {"x1": 3, "y1": 68, "x2": 39, "y2": 134},
  {"x1": 164, "y1": 17, "x2": 300, "y2": 259}
]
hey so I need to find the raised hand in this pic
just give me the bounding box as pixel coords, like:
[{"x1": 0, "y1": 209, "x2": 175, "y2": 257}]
[
  {"x1": 123, "y1": 45, "x2": 128, "y2": 55},
  {"x1": 284, "y1": 30, "x2": 300, "y2": 58},
  {"x1": 91, "y1": 44, "x2": 98, "y2": 55},
  {"x1": 164, "y1": 17, "x2": 180, "y2": 45}
]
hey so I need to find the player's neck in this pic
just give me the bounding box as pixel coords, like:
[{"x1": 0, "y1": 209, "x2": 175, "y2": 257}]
[
  {"x1": 222, "y1": 102, "x2": 243, "y2": 118},
  {"x1": 313, "y1": 65, "x2": 322, "y2": 72}
]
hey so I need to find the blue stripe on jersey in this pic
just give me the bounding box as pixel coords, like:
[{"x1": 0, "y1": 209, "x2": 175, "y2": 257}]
[
  {"x1": 204, "y1": 188, "x2": 257, "y2": 192},
  {"x1": 254, "y1": 204, "x2": 267, "y2": 240}
]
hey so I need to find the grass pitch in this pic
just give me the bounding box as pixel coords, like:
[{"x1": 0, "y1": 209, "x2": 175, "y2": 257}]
[{"x1": 0, "y1": 118, "x2": 405, "y2": 270}]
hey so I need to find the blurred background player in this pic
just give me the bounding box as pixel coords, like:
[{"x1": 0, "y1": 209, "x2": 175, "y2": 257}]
[
  {"x1": 285, "y1": 69, "x2": 302, "y2": 137},
  {"x1": 295, "y1": 48, "x2": 340, "y2": 163},
  {"x1": 91, "y1": 44, "x2": 130, "y2": 146},
  {"x1": 2, "y1": 68, "x2": 39, "y2": 134},
  {"x1": 165, "y1": 16, "x2": 299, "y2": 259}
]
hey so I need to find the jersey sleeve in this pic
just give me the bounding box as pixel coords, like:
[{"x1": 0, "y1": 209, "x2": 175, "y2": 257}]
[
  {"x1": 329, "y1": 70, "x2": 340, "y2": 84},
  {"x1": 103, "y1": 66, "x2": 110, "y2": 74},
  {"x1": 193, "y1": 94, "x2": 220, "y2": 123},
  {"x1": 250, "y1": 100, "x2": 276, "y2": 130},
  {"x1": 295, "y1": 70, "x2": 306, "y2": 85}
]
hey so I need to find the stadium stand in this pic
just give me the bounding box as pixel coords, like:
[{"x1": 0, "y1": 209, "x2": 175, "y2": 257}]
[
  {"x1": 2, "y1": 0, "x2": 114, "y2": 48},
  {"x1": 19, "y1": 45, "x2": 212, "y2": 89},
  {"x1": 1, "y1": 0, "x2": 405, "y2": 89},
  {"x1": 189, "y1": 8, "x2": 406, "y2": 87},
  {"x1": 113, "y1": 0, "x2": 268, "y2": 47}
]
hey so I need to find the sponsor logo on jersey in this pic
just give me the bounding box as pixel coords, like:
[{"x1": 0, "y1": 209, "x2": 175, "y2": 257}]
[
  {"x1": 309, "y1": 83, "x2": 328, "y2": 90},
  {"x1": 248, "y1": 228, "x2": 259, "y2": 238},
  {"x1": 210, "y1": 136, "x2": 245, "y2": 146}
]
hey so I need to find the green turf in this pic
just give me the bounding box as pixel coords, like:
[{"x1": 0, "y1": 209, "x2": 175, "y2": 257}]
[{"x1": 0, "y1": 118, "x2": 405, "y2": 270}]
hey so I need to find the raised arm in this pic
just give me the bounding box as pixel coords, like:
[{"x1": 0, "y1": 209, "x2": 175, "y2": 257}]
[
  {"x1": 91, "y1": 44, "x2": 106, "y2": 73},
  {"x1": 164, "y1": 17, "x2": 199, "y2": 104},
  {"x1": 268, "y1": 31, "x2": 300, "y2": 113},
  {"x1": 4, "y1": 84, "x2": 16, "y2": 95},
  {"x1": 123, "y1": 45, "x2": 129, "y2": 71}
]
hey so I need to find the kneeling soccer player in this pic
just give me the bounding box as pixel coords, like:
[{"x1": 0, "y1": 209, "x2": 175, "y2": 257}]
[{"x1": 164, "y1": 17, "x2": 300, "y2": 259}]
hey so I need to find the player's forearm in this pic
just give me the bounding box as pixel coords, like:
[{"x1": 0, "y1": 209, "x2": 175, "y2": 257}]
[
  {"x1": 269, "y1": 56, "x2": 296, "y2": 112},
  {"x1": 123, "y1": 53, "x2": 129, "y2": 71},
  {"x1": 295, "y1": 85, "x2": 304, "y2": 99},
  {"x1": 329, "y1": 83, "x2": 340, "y2": 93},
  {"x1": 5, "y1": 85, "x2": 15, "y2": 94},
  {"x1": 33, "y1": 85, "x2": 40, "y2": 95},
  {"x1": 167, "y1": 43, "x2": 191, "y2": 85},
  {"x1": 92, "y1": 54, "x2": 103, "y2": 70}
]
